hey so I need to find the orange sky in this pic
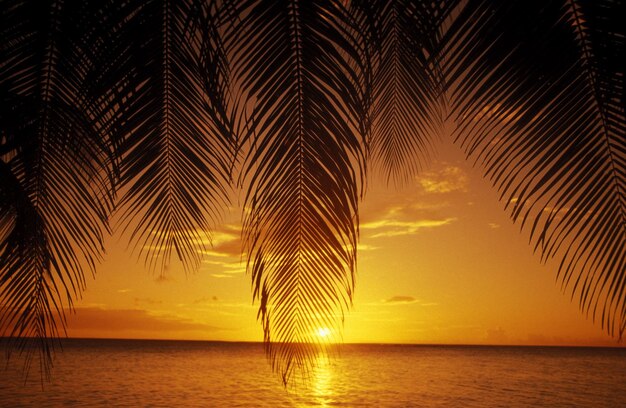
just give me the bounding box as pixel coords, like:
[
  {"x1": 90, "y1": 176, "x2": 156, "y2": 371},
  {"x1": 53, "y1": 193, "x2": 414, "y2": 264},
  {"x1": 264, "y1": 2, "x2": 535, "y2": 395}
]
[{"x1": 66, "y1": 137, "x2": 622, "y2": 347}]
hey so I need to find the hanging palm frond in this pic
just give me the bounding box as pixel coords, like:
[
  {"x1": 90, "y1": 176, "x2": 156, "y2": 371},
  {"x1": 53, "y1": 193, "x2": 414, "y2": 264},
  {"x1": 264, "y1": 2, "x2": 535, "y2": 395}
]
[
  {"x1": 112, "y1": 0, "x2": 234, "y2": 274},
  {"x1": 0, "y1": 0, "x2": 114, "y2": 377},
  {"x1": 360, "y1": 0, "x2": 452, "y2": 186},
  {"x1": 227, "y1": 0, "x2": 369, "y2": 385},
  {"x1": 441, "y1": 0, "x2": 625, "y2": 336}
]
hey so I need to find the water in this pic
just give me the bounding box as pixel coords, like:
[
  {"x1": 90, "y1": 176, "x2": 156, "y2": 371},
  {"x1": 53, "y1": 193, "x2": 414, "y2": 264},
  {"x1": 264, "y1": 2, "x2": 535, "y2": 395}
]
[{"x1": 1, "y1": 339, "x2": 625, "y2": 407}]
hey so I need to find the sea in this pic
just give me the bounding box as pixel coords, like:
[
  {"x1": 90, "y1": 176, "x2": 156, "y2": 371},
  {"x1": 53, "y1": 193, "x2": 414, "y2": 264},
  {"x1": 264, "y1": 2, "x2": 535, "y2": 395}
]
[{"x1": 1, "y1": 339, "x2": 625, "y2": 407}]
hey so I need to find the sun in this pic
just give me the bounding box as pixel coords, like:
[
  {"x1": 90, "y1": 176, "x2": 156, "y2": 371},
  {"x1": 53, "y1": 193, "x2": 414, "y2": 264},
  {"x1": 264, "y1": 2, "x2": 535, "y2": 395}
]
[{"x1": 316, "y1": 327, "x2": 332, "y2": 338}]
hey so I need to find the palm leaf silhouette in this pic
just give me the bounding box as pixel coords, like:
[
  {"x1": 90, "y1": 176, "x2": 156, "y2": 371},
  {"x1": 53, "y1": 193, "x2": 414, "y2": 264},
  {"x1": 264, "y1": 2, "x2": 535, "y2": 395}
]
[
  {"x1": 364, "y1": 0, "x2": 451, "y2": 185},
  {"x1": 111, "y1": 0, "x2": 234, "y2": 274},
  {"x1": 0, "y1": 0, "x2": 114, "y2": 377},
  {"x1": 227, "y1": 0, "x2": 369, "y2": 384},
  {"x1": 442, "y1": 0, "x2": 625, "y2": 336}
]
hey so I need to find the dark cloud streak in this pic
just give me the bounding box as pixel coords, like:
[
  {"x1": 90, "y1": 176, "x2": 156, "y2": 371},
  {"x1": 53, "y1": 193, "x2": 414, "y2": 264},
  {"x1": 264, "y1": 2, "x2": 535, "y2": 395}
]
[
  {"x1": 385, "y1": 296, "x2": 418, "y2": 304},
  {"x1": 65, "y1": 307, "x2": 223, "y2": 333}
]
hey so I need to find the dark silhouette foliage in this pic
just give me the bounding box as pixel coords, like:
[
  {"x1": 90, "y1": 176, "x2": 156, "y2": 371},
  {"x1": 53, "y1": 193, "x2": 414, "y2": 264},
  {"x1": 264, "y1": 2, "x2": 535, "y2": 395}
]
[{"x1": 1, "y1": 0, "x2": 624, "y2": 385}]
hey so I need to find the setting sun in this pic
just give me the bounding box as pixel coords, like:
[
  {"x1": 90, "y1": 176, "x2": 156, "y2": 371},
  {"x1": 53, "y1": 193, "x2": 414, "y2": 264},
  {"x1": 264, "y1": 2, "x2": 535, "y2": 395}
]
[{"x1": 316, "y1": 327, "x2": 332, "y2": 338}]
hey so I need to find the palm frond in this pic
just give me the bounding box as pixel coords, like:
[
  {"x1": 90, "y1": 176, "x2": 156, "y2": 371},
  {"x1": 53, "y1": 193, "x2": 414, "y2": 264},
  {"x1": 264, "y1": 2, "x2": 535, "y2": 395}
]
[
  {"x1": 111, "y1": 0, "x2": 234, "y2": 274},
  {"x1": 441, "y1": 0, "x2": 625, "y2": 336},
  {"x1": 0, "y1": 0, "x2": 113, "y2": 377},
  {"x1": 228, "y1": 0, "x2": 368, "y2": 385},
  {"x1": 360, "y1": 0, "x2": 451, "y2": 186}
]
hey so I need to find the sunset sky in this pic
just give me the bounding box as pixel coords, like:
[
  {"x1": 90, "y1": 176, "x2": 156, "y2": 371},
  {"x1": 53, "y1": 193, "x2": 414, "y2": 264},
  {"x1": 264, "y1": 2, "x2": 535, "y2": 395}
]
[{"x1": 66, "y1": 136, "x2": 620, "y2": 347}]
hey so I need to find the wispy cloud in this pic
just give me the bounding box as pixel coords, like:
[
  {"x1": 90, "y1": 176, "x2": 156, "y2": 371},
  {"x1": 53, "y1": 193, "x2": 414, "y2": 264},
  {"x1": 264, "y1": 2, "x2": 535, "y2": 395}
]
[
  {"x1": 192, "y1": 296, "x2": 219, "y2": 304},
  {"x1": 210, "y1": 273, "x2": 233, "y2": 279},
  {"x1": 202, "y1": 257, "x2": 246, "y2": 278},
  {"x1": 417, "y1": 165, "x2": 468, "y2": 194},
  {"x1": 362, "y1": 217, "x2": 456, "y2": 238},
  {"x1": 385, "y1": 296, "x2": 418, "y2": 304},
  {"x1": 356, "y1": 243, "x2": 379, "y2": 251},
  {"x1": 196, "y1": 224, "x2": 243, "y2": 258},
  {"x1": 541, "y1": 206, "x2": 570, "y2": 221},
  {"x1": 65, "y1": 307, "x2": 224, "y2": 333},
  {"x1": 485, "y1": 326, "x2": 508, "y2": 343},
  {"x1": 134, "y1": 297, "x2": 163, "y2": 306},
  {"x1": 363, "y1": 296, "x2": 438, "y2": 307},
  {"x1": 177, "y1": 301, "x2": 256, "y2": 311},
  {"x1": 359, "y1": 162, "x2": 466, "y2": 241},
  {"x1": 141, "y1": 223, "x2": 243, "y2": 260}
]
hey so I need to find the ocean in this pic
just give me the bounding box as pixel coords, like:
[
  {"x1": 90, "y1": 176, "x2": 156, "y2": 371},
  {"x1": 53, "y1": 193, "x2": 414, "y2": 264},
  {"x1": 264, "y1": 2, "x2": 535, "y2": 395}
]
[{"x1": 1, "y1": 339, "x2": 625, "y2": 407}]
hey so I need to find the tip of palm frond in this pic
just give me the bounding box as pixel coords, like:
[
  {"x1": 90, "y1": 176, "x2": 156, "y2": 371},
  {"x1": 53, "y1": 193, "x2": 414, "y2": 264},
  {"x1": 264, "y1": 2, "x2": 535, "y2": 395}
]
[
  {"x1": 0, "y1": 306, "x2": 65, "y2": 385},
  {"x1": 263, "y1": 335, "x2": 343, "y2": 388}
]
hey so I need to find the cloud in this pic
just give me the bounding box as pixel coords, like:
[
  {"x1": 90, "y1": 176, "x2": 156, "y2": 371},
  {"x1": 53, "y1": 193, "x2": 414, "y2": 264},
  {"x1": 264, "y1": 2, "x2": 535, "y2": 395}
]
[
  {"x1": 189, "y1": 223, "x2": 248, "y2": 277},
  {"x1": 205, "y1": 224, "x2": 243, "y2": 257},
  {"x1": 0, "y1": 307, "x2": 224, "y2": 338},
  {"x1": 541, "y1": 206, "x2": 570, "y2": 221},
  {"x1": 358, "y1": 163, "x2": 464, "y2": 240},
  {"x1": 193, "y1": 296, "x2": 219, "y2": 304},
  {"x1": 65, "y1": 307, "x2": 224, "y2": 333},
  {"x1": 362, "y1": 217, "x2": 457, "y2": 238},
  {"x1": 134, "y1": 297, "x2": 163, "y2": 306},
  {"x1": 523, "y1": 334, "x2": 622, "y2": 347},
  {"x1": 202, "y1": 257, "x2": 246, "y2": 278},
  {"x1": 380, "y1": 296, "x2": 439, "y2": 307},
  {"x1": 360, "y1": 173, "x2": 455, "y2": 227},
  {"x1": 142, "y1": 223, "x2": 242, "y2": 260},
  {"x1": 356, "y1": 243, "x2": 379, "y2": 251},
  {"x1": 417, "y1": 165, "x2": 468, "y2": 194},
  {"x1": 485, "y1": 327, "x2": 508, "y2": 344},
  {"x1": 385, "y1": 296, "x2": 418, "y2": 304}
]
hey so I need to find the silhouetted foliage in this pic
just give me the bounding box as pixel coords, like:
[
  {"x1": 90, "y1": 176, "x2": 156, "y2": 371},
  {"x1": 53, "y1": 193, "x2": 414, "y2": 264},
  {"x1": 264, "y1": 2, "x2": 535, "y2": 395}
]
[{"x1": 1, "y1": 0, "x2": 624, "y2": 385}]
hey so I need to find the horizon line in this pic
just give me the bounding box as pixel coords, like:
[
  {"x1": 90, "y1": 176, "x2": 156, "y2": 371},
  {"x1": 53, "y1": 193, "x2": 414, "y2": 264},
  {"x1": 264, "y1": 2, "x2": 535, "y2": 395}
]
[{"x1": 2, "y1": 336, "x2": 622, "y2": 349}]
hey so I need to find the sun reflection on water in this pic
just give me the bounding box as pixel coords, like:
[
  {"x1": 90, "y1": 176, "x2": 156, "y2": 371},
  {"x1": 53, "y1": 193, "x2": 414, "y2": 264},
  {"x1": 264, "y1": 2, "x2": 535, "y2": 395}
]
[
  {"x1": 292, "y1": 352, "x2": 337, "y2": 408},
  {"x1": 312, "y1": 355, "x2": 334, "y2": 407}
]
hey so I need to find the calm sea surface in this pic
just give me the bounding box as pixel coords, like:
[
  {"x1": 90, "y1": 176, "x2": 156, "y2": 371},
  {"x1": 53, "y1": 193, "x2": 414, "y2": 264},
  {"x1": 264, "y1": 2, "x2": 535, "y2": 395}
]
[{"x1": 1, "y1": 339, "x2": 625, "y2": 407}]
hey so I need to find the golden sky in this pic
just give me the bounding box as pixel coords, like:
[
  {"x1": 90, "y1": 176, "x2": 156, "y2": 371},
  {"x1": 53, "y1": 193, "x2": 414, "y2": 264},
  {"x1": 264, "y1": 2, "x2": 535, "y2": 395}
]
[{"x1": 67, "y1": 137, "x2": 621, "y2": 347}]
